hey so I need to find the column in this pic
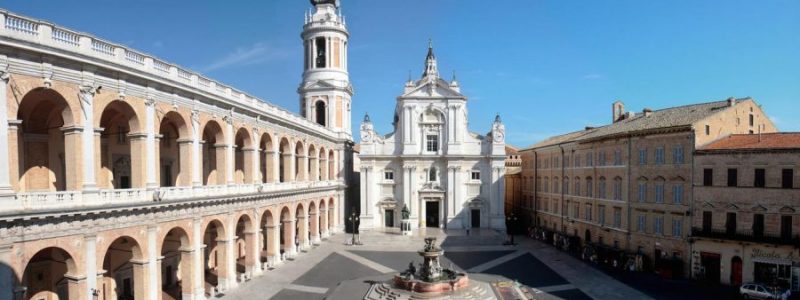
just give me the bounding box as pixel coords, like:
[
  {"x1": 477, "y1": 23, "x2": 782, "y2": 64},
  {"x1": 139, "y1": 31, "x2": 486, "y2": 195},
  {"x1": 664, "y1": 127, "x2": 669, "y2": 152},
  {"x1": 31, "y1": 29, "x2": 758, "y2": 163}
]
[
  {"x1": 147, "y1": 226, "x2": 159, "y2": 300},
  {"x1": 84, "y1": 235, "x2": 98, "y2": 300},
  {"x1": 245, "y1": 228, "x2": 259, "y2": 277},
  {"x1": 310, "y1": 155, "x2": 318, "y2": 181},
  {"x1": 191, "y1": 110, "x2": 202, "y2": 186},
  {"x1": 403, "y1": 106, "x2": 410, "y2": 144},
  {"x1": 0, "y1": 71, "x2": 12, "y2": 198},
  {"x1": 402, "y1": 166, "x2": 411, "y2": 210},
  {"x1": 297, "y1": 215, "x2": 309, "y2": 250},
  {"x1": 453, "y1": 105, "x2": 461, "y2": 143},
  {"x1": 265, "y1": 224, "x2": 281, "y2": 266},
  {"x1": 326, "y1": 37, "x2": 331, "y2": 68},
  {"x1": 224, "y1": 220, "x2": 237, "y2": 290},
  {"x1": 446, "y1": 166, "x2": 455, "y2": 227},
  {"x1": 271, "y1": 147, "x2": 280, "y2": 183},
  {"x1": 192, "y1": 218, "x2": 205, "y2": 299},
  {"x1": 145, "y1": 98, "x2": 157, "y2": 188},
  {"x1": 252, "y1": 129, "x2": 260, "y2": 184},
  {"x1": 408, "y1": 166, "x2": 417, "y2": 227},
  {"x1": 282, "y1": 219, "x2": 297, "y2": 257},
  {"x1": 79, "y1": 84, "x2": 98, "y2": 190},
  {"x1": 360, "y1": 166, "x2": 371, "y2": 216},
  {"x1": 310, "y1": 211, "x2": 320, "y2": 244},
  {"x1": 335, "y1": 149, "x2": 343, "y2": 181},
  {"x1": 0, "y1": 244, "x2": 14, "y2": 300},
  {"x1": 311, "y1": 38, "x2": 317, "y2": 69},
  {"x1": 296, "y1": 154, "x2": 307, "y2": 181},
  {"x1": 447, "y1": 106, "x2": 454, "y2": 144},
  {"x1": 224, "y1": 117, "x2": 234, "y2": 185},
  {"x1": 319, "y1": 208, "x2": 328, "y2": 238}
]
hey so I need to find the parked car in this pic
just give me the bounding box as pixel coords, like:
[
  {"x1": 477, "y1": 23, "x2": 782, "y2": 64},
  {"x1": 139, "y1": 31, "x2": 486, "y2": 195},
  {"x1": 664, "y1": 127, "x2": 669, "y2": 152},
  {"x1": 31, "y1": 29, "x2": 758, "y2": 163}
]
[{"x1": 739, "y1": 283, "x2": 791, "y2": 300}]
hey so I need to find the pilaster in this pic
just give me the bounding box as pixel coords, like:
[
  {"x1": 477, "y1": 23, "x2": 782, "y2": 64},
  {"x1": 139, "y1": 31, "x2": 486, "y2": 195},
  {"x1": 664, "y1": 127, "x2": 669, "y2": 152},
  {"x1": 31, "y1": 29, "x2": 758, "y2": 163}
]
[
  {"x1": 79, "y1": 83, "x2": 98, "y2": 190},
  {"x1": 145, "y1": 96, "x2": 157, "y2": 188},
  {"x1": 0, "y1": 69, "x2": 13, "y2": 199}
]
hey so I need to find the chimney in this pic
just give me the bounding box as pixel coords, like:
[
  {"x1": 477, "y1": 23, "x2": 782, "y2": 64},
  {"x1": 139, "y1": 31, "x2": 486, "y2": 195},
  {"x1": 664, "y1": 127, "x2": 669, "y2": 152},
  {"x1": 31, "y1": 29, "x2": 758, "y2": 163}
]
[
  {"x1": 727, "y1": 97, "x2": 736, "y2": 107},
  {"x1": 643, "y1": 108, "x2": 653, "y2": 117},
  {"x1": 612, "y1": 101, "x2": 625, "y2": 123}
]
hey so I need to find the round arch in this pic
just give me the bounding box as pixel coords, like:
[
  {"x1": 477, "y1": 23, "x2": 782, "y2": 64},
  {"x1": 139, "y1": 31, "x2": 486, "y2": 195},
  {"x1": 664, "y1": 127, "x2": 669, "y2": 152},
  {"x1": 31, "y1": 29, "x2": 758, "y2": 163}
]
[
  {"x1": 201, "y1": 120, "x2": 226, "y2": 185},
  {"x1": 160, "y1": 226, "x2": 192, "y2": 299},
  {"x1": 295, "y1": 141, "x2": 307, "y2": 181},
  {"x1": 259, "y1": 133, "x2": 275, "y2": 183},
  {"x1": 234, "y1": 127, "x2": 253, "y2": 184},
  {"x1": 158, "y1": 111, "x2": 190, "y2": 187},
  {"x1": 278, "y1": 137, "x2": 292, "y2": 182},
  {"x1": 101, "y1": 236, "x2": 145, "y2": 300}
]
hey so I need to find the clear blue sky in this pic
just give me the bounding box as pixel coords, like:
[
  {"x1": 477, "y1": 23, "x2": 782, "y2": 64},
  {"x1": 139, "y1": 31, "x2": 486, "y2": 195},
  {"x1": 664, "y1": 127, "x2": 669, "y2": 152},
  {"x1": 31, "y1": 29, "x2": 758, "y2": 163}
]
[{"x1": 7, "y1": 0, "x2": 799, "y2": 147}]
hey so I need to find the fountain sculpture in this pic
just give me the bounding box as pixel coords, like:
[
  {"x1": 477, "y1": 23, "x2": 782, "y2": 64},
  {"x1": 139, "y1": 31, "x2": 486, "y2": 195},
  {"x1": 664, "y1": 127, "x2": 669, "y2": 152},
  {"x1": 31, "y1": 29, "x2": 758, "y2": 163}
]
[{"x1": 393, "y1": 237, "x2": 469, "y2": 294}]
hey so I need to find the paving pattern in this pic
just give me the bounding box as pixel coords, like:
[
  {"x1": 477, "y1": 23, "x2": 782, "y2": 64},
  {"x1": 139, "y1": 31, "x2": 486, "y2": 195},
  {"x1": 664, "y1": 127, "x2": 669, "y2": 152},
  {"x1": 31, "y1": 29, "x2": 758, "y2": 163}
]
[{"x1": 221, "y1": 229, "x2": 652, "y2": 300}]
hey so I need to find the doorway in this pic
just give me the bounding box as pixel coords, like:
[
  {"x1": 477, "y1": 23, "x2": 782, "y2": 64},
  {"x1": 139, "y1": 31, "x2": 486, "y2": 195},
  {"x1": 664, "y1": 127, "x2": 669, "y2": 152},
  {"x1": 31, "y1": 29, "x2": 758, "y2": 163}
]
[
  {"x1": 471, "y1": 209, "x2": 480, "y2": 228},
  {"x1": 700, "y1": 252, "x2": 721, "y2": 284},
  {"x1": 426, "y1": 201, "x2": 439, "y2": 228},
  {"x1": 731, "y1": 256, "x2": 743, "y2": 285},
  {"x1": 384, "y1": 209, "x2": 394, "y2": 227}
]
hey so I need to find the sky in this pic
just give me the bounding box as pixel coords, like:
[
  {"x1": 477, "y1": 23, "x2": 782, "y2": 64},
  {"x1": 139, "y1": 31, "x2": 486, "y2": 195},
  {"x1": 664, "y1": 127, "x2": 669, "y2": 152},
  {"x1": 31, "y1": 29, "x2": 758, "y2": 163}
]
[{"x1": 6, "y1": 0, "x2": 799, "y2": 147}]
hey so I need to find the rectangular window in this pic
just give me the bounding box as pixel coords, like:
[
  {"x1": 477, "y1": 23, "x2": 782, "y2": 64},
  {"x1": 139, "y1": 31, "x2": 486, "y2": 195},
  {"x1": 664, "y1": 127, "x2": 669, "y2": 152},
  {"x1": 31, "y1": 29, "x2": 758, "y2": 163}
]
[
  {"x1": 673, "y1": 146, "x2": 684, "y2": 164},
  {"x1": 426, "y1": 135, "x2": 439, "y2": 152},
  {"x1": 655, "y1": 147, "x2": 665, "y2": 165},
  {"x1": 614, "y1": 150, "x2": 622, "y2": 166},
  {"x1": 599, "y1": 180, "x2": 606, "y2": 199},
  {"x1": 726, "y1": 212, "x2": 737, "y2": 235},
  {"x1": 703, "y1": 169, "x2": 713, "y2": 186},
  {"x1": 315, "y1": 37, "x2": 327, "y2": 68},
  {"x1": 575, "y1": 156, "x2": 581, "y2": 167},
  {"x1": 586, "y1": 180, "x2": 593, "y2": 198},
  {"x1": 384, "y1": 170, "x2": 394, "y2": 181},
  {"x1": 781, "y1": 215, "x2": 793, "y2": 240},
  {"x1": 585, "y1": 205, "x2": 592, "y2": 221},
  {"x1": 586, "y1": 152, "x2": 593, "y2": 167},
  {"x1": 749, "y1": 114, "x2": 754, "y2": 126},
  {"x1": 655, "y1": 184, "x2": 664, "y2": 203},
  {"x1": 754, "y1": 168, "x2": 766, "y2": 187},
  {"x1": 753, "y1": 214, "x2": 764, "y2": 237},
  {"x1": 638, "y1": 183, "x2": 647, "y2": 202},
  {"x1": 598, "y1": 205, "x2": 606, "y2": 225},
  {"x1": 471, "y1": 171, "x2": 480, "y2": 180},
  {"x1": 599, "y1": 151, "x2": 606, "y2": 166},
  {"x1": 702, "y1": 211, "x2": 712, "y2": 232},
  {"x1": 613, "y1": 207, "x2": 622, "y2": 228},
  {"x1": 673, "y1": 185, "x2": 683, "y2": 204},
  {"x1": 638, "y1": 215, "x2": 646, "y2": 232},
  {"x1": 654, "y1": 216, "x2": 663, "y2": 235},
  {"x1": 727, "y1": 168, "x2": 738, "y2": 187},
  {"x1": 705, "y1": 125, "x2": 710, "y2": 135},
  {"x1": 782, "y1": 169, "x2": 794, "y2": 189},
  {"x1": 613, "y1": 180, "x2": 622, "y2": 200},
  {"x1": 672, "y1": 219, "x2": 682, "y2": 237},
  {"x1": 639, "y1": 149, "x2": 647, "y2": 165},
  {"x1": 573, "y1": 203, "x2": 580, "y2": 219}
]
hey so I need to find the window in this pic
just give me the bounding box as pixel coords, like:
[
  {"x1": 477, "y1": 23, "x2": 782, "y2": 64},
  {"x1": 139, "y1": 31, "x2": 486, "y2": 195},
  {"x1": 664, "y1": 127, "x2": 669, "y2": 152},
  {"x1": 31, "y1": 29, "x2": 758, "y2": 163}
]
[
  {"x1": 575, "y1": 156, "x2": 581, "y2": 167},
  {"x1": 428, "y1": 167, "x2": 437, "y2": 182},
  {"x1": 613, "y1": 178, "x2": 622, "y2": 200},
  {"x1": 586, "y1": 178, "x2": 593, "y2": 198},
  {"x1": 574, "y1": 178, "x2": 581, "y2": 196},
  {"x1": 782, "y1": 169, "x2": 794, "y2": 189},
  {"x1": 384, "y1": 170, "x2": 394, "y2": 181},
  {"x1": 672, "y1": 184, "x2": 683, "y2": 204},
  {"x1": 117, "y1": 126, "x2": 126, "y2": 144},
  {"x1": 753, "y1": 214, "x2": 764, "y2": 237},
  {"x1": 544, "y1": 178, "x2": 549, "y2": 193},
  {"x1": 314, "y1": 101, "x2": 326, "y2": 126},
  {"x1": 749, "y1": 114, "x2": 754, "y2": 126},
  {"x1": 637, "y1": 215, "x2": 646, "y2": 232},
  {"x1": 315, "y1": 37, "x2": 327, "y2": 68},
  {"x1": 426, "y1": 135, "x2": 439, "y2": 152},
  {"x1": 471, "y1": 170, "x2": 480, "y2": 180},
  {"x1": 638, "y1": 183, "x2": 647, "y2": 202},
  {"x1": 565, "y1": 156, "x2": 570, "y2": 168},
  {"x1": 598, "y1": 206, "x2": 606, "y2": 225},
  {"x1": 599, "y1": 151, "x2": 606, "y2": 166},
  {"x1": 573, "y1": 203, "x2": 580, "y2": 218},
  {"x1": 613, "y1": 208, "x2": 622, "y2": 228},
  {"x1": 672, "y1": 219, "x2": 683, "y2": 236},
  {"x1": 702, "y1": 211, "x2": 712, "y2": 232},
  {"x1": 703, "y1": 169, "x2": 713, "y2": 186},
  {"x1": 754, "y1": 168, "x2": 766, "y2": 187},
  {"x1": 655, "y1": 182, "x2": 664, "y2": 203},
  {"x1": 705, "y1": 125, "x2": 710, "y2": 135},
  {"x1": 673, "y1": 146, "x2": 684, "y2": 164},
  {"x1": 553, "y1": 178, "x2": 559, "y2": 194},
  {"x1": 781, "y1": 216, "x2": 793, "y2": 240},
  {"x1": 638, "y1": 149, "x2": 647, "y2": 165},
  {"x1": 654, "y1": 216, "x2": 664, "y2": 235},
  {"x1": 586, "y1": 152, "x2": 594, "y2": 167},
  {"x1": 585, "y1": 204, "x2": 592, "y2": 221},
  {"x1": 726, "y1": 212, "x2": 737, "y2": 234},
  {"x1": 727, "y1": 168, "x2": 738, "y2": 187},
  {"x1": 655, "y1": 147, "x2": 665, "y2": 165},
  {"x1": 614, "y1": 150, "x2": 622, "y2": 166},
  {"x1": 563, "y1": 179, "x2": 569, "y2": 195},
  {"x1": 598, "y1": 178, "x2": 607, "y2": 199}
]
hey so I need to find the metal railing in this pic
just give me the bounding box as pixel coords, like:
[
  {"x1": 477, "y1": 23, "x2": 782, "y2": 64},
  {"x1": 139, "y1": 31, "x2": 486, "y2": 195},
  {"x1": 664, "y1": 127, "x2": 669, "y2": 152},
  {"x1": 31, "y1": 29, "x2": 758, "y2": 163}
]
[{"x1": 691, "y1": 227, "x2": 799, "y2": 246}]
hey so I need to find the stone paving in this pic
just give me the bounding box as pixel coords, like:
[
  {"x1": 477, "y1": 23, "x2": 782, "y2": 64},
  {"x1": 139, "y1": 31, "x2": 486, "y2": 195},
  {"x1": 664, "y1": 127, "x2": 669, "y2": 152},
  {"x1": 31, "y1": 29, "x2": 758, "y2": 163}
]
[{"x1": 220, "y1": 229, "x2": 652, "y2": 300}]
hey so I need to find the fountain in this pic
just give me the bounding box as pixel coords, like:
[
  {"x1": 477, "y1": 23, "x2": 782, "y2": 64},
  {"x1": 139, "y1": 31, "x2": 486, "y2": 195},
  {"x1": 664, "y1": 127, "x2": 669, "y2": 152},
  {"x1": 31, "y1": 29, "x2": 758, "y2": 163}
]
[{"x1": 393, "y1": 237, "x2": 469, "y2": 293}]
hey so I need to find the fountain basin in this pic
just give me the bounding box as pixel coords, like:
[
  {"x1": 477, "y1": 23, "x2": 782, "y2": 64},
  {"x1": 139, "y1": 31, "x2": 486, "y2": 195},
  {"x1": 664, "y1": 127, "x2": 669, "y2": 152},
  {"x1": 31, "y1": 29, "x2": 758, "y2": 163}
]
[{"x1": 393, "y1": 272, "x2": 469, "y2": 294}]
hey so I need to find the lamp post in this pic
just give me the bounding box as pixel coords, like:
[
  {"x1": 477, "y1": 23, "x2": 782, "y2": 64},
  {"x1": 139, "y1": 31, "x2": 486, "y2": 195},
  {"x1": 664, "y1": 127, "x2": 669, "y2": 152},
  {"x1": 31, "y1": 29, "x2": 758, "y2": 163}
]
[
  {"x1": 506, "y1": 213, "x2": 518, "y2": 245},
  {"x1": 348, "y1": 208, "x2": 361, "y2": 245}
]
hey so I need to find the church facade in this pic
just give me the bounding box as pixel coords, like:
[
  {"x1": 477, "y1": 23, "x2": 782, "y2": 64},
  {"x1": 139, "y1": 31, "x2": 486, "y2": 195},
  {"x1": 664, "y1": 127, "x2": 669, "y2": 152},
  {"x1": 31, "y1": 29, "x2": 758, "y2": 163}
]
[{"x1": 358, "y1": 45, "x2": 506, "y2": 230}]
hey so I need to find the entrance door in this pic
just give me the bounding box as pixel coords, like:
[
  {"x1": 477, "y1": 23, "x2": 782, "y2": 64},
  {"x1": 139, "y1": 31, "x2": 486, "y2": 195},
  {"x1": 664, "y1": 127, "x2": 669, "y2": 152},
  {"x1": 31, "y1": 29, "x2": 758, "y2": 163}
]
[
  {"x1": 471, "y1": 209, "x2": 480, "y2": 228},
  {"x1": 385, "y1": 209, "x2": 394, "y2": 227},
  {"x1": 426, "y1": 201, "x2": 439, "y2": 228},
  {"x1": 701, "y1": 252, "x2": 721, "y2": 284},
  {"x1": 731, "y1": 256, "x2": 743, "y2": 285}
]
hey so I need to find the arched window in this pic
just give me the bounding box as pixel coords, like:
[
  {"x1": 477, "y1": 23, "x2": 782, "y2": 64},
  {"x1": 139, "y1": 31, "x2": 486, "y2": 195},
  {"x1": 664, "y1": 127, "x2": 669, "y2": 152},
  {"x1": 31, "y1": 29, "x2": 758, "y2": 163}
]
[
  {"x1": 315, "y1": 101, "x2": 326, "y2": 126},
  {"x1": 428, "y1": 167, "x2": 437, "y2": 182}
]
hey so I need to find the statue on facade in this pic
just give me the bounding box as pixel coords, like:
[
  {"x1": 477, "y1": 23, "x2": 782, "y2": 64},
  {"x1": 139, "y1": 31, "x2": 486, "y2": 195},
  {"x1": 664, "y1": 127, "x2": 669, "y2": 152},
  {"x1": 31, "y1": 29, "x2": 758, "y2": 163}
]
[{"x1": 401, "y1": 204, "x2": 410, "y2": 220}]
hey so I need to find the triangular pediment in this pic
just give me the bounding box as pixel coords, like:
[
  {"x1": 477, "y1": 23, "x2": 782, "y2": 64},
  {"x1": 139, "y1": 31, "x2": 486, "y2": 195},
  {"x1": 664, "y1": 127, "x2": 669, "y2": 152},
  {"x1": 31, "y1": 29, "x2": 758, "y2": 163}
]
[
  {"x1": 401, "y1": 79, "x2": 464, "y2": 99},
  {"x1": 701, "y1": 201, "x2": 714, "y2": 208},
  {"x1": 780, "y1": 206, "x2": 796, "y2": 213},
  {"x1": 751, "y1": 205, "x2": 768, "y2": 212},
  {"x1": 302, "y1": 80, "x2": 338, "y2": 90}
]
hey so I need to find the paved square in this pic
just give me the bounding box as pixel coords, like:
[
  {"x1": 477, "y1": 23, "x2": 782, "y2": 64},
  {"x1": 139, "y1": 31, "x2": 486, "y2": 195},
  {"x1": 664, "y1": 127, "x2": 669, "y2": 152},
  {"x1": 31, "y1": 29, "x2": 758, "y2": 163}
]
[{"x1": 222, "y1": 229, "x2": 652, "y2": 300}]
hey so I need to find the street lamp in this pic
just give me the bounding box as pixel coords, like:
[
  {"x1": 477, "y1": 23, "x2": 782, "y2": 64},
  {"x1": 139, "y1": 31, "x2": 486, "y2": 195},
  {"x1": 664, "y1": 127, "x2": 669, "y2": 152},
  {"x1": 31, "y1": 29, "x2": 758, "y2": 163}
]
[
  {"x1": 348, "y1": 208, "x2": 362, "y2": 245},
  {"x1": 506, "y1": 213, "x2": 519, "y2": 245}
]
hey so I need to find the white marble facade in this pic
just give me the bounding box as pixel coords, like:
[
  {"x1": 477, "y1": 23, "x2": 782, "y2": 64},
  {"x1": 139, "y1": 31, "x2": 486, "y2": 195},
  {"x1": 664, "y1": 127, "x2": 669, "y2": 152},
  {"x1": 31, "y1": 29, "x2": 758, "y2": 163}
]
[{"x1": 359, "y1": 44, "x2": 506, "y2": 230}]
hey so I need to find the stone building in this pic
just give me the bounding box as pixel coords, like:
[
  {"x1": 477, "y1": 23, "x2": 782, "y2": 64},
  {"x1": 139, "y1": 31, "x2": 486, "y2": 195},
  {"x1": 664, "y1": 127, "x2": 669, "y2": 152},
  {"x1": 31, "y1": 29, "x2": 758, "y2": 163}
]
[
  {"x1": 691, "y1": 133, "x2": 800, "y2": 289},
  {"x1": 0, "y1": 0, "x2": 353, "y2": 299},
  {"x1": 520, "y1": 97, "x2": 776, "y2": 276},
  {"x1": 504, "y1": 146, "x2": 523, "y2": 217},
  {"x1": 358, "y1": 43, "x2": 506, "y2": 230}
]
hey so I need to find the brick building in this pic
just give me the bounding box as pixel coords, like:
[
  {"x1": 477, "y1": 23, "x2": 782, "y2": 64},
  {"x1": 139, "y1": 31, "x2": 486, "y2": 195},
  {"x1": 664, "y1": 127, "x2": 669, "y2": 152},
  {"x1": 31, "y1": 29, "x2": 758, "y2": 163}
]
[
  {"x1": 691, "y1": 133, "x2": 800, "y2": 289},
  {"x1": 519, "y1": 97, "x2": 776, "y2": 276}
]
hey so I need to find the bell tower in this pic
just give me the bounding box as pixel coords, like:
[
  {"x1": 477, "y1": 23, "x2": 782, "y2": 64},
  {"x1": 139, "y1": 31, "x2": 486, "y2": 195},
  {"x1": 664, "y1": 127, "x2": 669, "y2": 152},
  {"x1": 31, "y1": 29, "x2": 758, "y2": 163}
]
[{"x1": 299, "y1": 0, "x2": 352, "y2": 138}]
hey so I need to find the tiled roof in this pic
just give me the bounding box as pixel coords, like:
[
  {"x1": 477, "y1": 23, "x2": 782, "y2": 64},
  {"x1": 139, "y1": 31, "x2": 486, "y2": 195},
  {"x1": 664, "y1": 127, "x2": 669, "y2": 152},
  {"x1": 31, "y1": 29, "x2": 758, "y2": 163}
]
[
  {"x1": 699, "y1": 133, "x2": 800, "y2": 151},
  {"x1": 524, "y1": 97, "x2": 749, "y2": 149}
]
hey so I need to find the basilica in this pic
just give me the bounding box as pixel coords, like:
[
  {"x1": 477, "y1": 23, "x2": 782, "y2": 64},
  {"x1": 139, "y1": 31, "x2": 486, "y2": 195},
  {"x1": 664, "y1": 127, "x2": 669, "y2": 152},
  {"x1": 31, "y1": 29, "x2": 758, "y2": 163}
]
[{"x1": 358, "y1": 44, "x2": 507, "y2": 231}]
